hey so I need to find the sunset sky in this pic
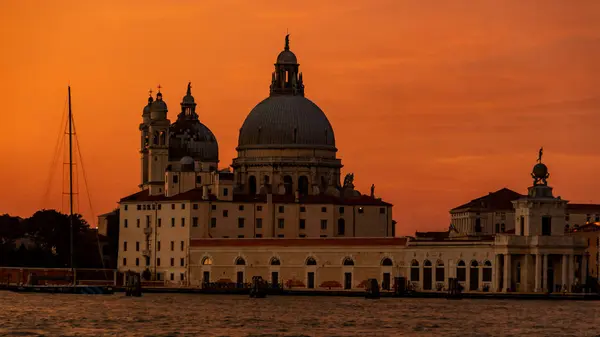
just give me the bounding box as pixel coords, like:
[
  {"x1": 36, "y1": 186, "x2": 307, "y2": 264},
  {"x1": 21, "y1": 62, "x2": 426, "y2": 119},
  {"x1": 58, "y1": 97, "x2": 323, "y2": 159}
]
[{"x1": 1, "y1": 1, "x2": 599, "y2": 235}]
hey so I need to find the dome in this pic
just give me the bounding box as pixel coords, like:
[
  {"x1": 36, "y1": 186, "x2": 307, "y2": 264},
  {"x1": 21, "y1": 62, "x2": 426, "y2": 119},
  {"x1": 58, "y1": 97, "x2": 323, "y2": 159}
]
[
  {"x1": 277, "y1": 50, "x2": 297, "y2": 64},
  {"x1": 532, "y1": 163, "x2": 548, "y2": 178},
  {"x1": 150, "y1": 94, "x2": 168, "y2": 120},
  {"x1": 237, "y1": 95, "x2": 335, "y2": 150},
  {"x1": 169, "y1": 119, "x2": 219, "y2": 162},
  {"x1": 143, "y1": 96, "x2": 153, "y2": 115}
]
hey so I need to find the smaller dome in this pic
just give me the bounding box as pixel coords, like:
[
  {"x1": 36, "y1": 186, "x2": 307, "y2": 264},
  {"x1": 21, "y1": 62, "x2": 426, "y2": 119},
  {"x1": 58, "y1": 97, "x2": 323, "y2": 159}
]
[
  {"x1": 143, "y1": 96, "x2": 153, "y2": 115},
  {"x1": 150, "y1": 93, "x2": 168, "y2": 120},
  {"x1": 532, "y1": 163, "x2": 548, "y2": 178},
  {"x1": 277, "y1": 50, "x2": 297, "y2": 64}
]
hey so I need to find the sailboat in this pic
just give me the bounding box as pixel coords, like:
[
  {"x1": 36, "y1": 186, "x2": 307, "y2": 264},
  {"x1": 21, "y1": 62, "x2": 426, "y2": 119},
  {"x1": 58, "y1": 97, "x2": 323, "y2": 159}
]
[{"x1": 9, "y1": 86, "x2": 114, "y2": 295}]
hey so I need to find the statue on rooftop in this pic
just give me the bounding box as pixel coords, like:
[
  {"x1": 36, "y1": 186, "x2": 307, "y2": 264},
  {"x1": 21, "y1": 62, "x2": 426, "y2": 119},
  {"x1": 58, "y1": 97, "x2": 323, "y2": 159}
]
[
  {"x1": 537, "y1": 147, "x2": 543, "y2": 163},
  {"x1": 370, "y1": 184, "x2": 375, "y2": 197}
]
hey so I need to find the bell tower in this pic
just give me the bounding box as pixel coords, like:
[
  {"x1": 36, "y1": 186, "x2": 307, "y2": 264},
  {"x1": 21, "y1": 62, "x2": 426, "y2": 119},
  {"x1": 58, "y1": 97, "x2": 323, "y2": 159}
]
[
  {"x1": 512, "y1": 148, "x2": 567, "y2": 236},
  {"x1": 147, "y1": 86, "x2": 171, "y2": 196},
  {"x1": 139, "y1": 91, "x2": 153, "y2": 189}
]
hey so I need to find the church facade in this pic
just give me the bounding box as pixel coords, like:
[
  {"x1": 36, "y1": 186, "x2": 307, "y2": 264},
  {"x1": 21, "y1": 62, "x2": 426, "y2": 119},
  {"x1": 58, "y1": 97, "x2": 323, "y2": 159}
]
[{"x1": 115, "y1": 36, "x2": 592, "y2": 293}]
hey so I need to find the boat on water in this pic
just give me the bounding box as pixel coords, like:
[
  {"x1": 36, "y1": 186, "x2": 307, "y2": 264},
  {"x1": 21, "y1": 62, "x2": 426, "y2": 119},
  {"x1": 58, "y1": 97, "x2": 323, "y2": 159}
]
[{"x1": 8, "y1": 86, "x2": 115, "y2": 296}]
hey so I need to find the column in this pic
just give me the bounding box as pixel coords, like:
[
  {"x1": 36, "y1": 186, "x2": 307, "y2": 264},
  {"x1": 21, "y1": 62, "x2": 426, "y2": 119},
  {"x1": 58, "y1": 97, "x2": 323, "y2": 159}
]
[
  {"x1": 542, "y1": 254, "x2": 548, "y2": 292},
  {"x1": 523, "y1": 254, "x2": 531, "y2": 292},
  {"x1": 561, "y1": 254, "x2": 568, "y2": 292},
  {"x1": 478, "y1": 265, "x2": 483, "y2": 291},
  {"x1": 568, "y1": 254, "x2": 574, "y2": 292},
  {"x1": 534, "y1": 254, "x2": 541, "y2": 292},
  {"x1": 465, "y1": 263, "x2": 471, "y2": 292},
  {"x1": 419, "y1": 264, "x2": 424, "y2": 291},
  {"x1": 494, "y1": 254, "x2": 502, "y2": 292},
  {"x1": 581, "y1": 254, "x2": 588, "y2": 282},
  {"x1": 503, "y1": 254, "x2": 511, "y2": 292}
]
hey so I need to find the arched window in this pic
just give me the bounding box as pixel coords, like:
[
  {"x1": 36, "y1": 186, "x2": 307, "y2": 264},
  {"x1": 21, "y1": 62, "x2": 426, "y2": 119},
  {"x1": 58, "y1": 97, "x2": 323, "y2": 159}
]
[
  {"x1": 424, "y1": 260, "x2": 432, "y2": 267},
  {"x1": 483, "y1": 261, "x2": 492, "y2": 282},
  {"x1": 159, "y1": 131, "x2": 166, "y2": 145},
  {"x1": 471, "y1": 260, "x2": 478, "y2": 268},
  {"x1": 381, "y1": 258, "x2": 393, "y2": 266},
  {"x1": 270, "y1": 257, "x2": 281, "y2": 266},
  {"x1": 456, "y1": 260, "x2": 466, "y2": 282},
  {"x1": 435, "y1": 260, "x2": 445, "y2": 282},
  {"x1": 298, "y1": 176, "x2": 309, "y2": 195},
  {"x1": 248, "y1": 176, "x2": 257, "y2": 195},
  {"x1": 235, "y1": 257, "x2": 246, "y2": 266},
  {"x1": 283, "y1": 175, "x2": 293, "y2": 195},
  {"x1": 306, "y1": 257, "x2": 317, "y2": 265},
  {"x1": 495, "y1": 223, "x2": 500, "y2": 233},
  {"x1": 343, "y1": 257, "x2": 354, "y2": 266},
  {"x1": 337, "y1": 218, "x2": 346, "y2": 235},
  {"x1": 410, "y1": 260, "x2": 419, "y2": 281},
  {"x1": 201, "y1": 257, "x2": 213, "y2": 265}
]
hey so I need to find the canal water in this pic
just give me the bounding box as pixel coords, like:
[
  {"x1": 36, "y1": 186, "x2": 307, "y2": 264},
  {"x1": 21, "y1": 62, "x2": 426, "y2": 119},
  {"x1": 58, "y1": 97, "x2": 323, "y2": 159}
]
[{"x1": 0, "y1": 292, "x2": 598, "y2": 336}]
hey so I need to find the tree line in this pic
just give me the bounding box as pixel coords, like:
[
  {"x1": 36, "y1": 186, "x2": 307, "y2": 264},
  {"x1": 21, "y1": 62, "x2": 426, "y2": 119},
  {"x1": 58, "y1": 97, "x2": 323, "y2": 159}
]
[{"x1": 0, "y1": 209, "x2": 118, "y2": 268}]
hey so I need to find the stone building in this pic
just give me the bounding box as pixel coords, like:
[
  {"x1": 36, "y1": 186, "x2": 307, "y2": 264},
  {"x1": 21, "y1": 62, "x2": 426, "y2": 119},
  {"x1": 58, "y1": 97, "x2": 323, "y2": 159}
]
[{"x1": 113, "y1": 35, "x2": 594, "y2": 292}]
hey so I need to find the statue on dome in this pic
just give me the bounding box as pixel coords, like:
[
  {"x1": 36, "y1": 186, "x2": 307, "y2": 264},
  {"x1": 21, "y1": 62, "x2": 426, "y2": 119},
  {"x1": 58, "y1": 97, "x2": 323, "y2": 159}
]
[
  {"x1": 537, "y1": 147, "x2": 543, "y2": 163},
  {"x1": 370, "y1": 184, "x2": 375, "y2": 197},
  {"x1": 343, "y1": 173, "x2": 354, "y2": 189},
  {"x1": 531, "y1": 148, "x2": 549, "y2": 186},
  {"x1": 285, "y1": 34, "x2": 290, "y2": 50}
]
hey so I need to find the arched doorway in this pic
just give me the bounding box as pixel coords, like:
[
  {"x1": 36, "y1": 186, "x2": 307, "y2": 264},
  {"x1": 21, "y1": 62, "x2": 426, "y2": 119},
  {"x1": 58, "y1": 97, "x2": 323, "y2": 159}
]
[
  {"x1": 306, "y1": 257, "x2": 317, "y2": 289},
  {"x1": 457, "y1": 260, "x2": 466, "y2": 283},
  {"x1": 235, "y1": 257, "x2": 246, "y2": 287},
  {"x1": 283, "y1": 175, "x2": 293, "y2": 195},
  {"x1": 470, "y1": 260, "x2": 479, "y2": 291},
  {"x1": 423, "y1": 260, "x2": 433, "y2": 290},
  {"x1": 270, "y1": 257, "x2": 281, "y2": 288},
  {"x1": 343, "y1": 257, "x2": 354, "y2": 289},
  {"x1": 381, "y1": 258, "x2": 393, "y2": 290},
  {"x1": 435, "y1": 260, "x2": 445, "y2": 289},
  {"x1": 298, "y1": 176, "x2": 309, "y2": 195},
  {"x1": 248, "y1": 176, "x2": 257, "y2": 195},
  {"x1": 410, "y1": 260, "x2": 420, "y2": 283}
]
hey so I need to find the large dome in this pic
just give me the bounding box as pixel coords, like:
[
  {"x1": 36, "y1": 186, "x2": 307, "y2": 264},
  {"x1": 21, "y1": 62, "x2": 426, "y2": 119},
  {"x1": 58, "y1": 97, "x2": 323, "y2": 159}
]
[{"x1": 237, "y1": 95, "x2": 336, "y2": 150}]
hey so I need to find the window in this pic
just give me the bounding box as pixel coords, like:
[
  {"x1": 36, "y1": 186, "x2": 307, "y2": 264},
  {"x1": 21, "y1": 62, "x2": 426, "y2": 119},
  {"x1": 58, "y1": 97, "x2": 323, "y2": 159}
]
[
  {"x1": 135, "y1": 258, "x2": 139, "y2": 266},
  {"x1": 137, "y1": 205, "x2": 141, "y2": 211},
  {"x1": 173, "y1": 175, "x2": 179, "y2": 184},
  {"x1": 158, "y1": 204, "x2": 162, "y2": 210},
  {"x1": 300, "y1": 206, "x2": 306, "y2": 212},
  {"x1": 337, "y1": 218, "x2": 345, "y2": 235},
  {"x1": 180, "y1": 273, "x2": 185, "y2": 281},
  {"x1": 180, "y1": 241, "x2": 184, "y2": 251},
  {"x1": 171, "y1": 204, "x2": 175, "y2": 210},
  {"x1": 211, "y1": 218, "x2": 217, "y2": 228},
  {"x1": 255, "y1": 234, "x2": 263, "y2": 238},
  {"x1": 299, "y1": 234, "x2": 306, "y2": 238},
  {"x1": 145, "y1": 256, "x2": 150, "y2": 266},
  {"x1": 495, "y1": 223, "x2": 500, "y2": 233},
  {"x1": 475, "y1": 218, "x2": 482, "y2": 233},
  {"x1": 123, "y1": 241, "x2": 127, "y2": 251},
  {"x1": 136, "y1": 242, "x2": 140, "y2": 251},
  {"x1": 278, "y1": 218, "x2": 285, "y2": 229},
  {"x1": 181, "y1": 218, "x2": 185, "y2": 227},
  {"x1": 196, "y1": 176, "x2": 201, "y2": 184},
  {"x1": 211, "y1": 204, "x2": 217, "y2": 211},
  {"x1": 238, "y1": 218, "x2": 245, "y2": 228},
  {"x1": 520, "y1": 216, "x2": 525, "y2": 235},
  {"x1": 192, "y1": 217, "x2": 198, "y2": 227},
  {"x1": 171, "y1": 218, "x2": 175, "y2": 227},
  {"x1": 239, "y1": 205, "x2": 244, "y2": 211},
  {"x1": 170, "y1": 273, "x2": 174, "y2": 281},
  {"x1": 157, "y1": 241, "x2": 161, "y2": 251},
  {"x1": 343, "y1": 257, "x2": 354, "y2": 266},
  {"x1": 170, "y1": 241, "x2": 174, "y2": 251},
  {"x1": 157, "y1": 258, "x2": 161, "y2": 266},
  {"x1": 279, "y1": 206, "x2": 284, "y2": 213},
  {"x1": 435, "y1": 260, "x2": 444, "y2": 282},
  {"x1": 256, "y1": 218, "x2": 263, "y2": 228},
  {"x1": 136, "y1": 219, "x2": 140, "y2": 228},
  {"x1": 277, "y1": 234, "x2": 284, "y2": 238},
  {"x1": 124, "y1": 219, "x2": 128, "y2": 228},
  {"x1": 457, "y1": 260, "x2": 466, "y2": 282},
  {"x1": 193, "y1": 204, "x2": 198, "y2": 210},
  {"x1": 257, "y1": 206, "x2": 263, "y2": 211},
  {"x1": 124, "y1": 205, "x2": 128, "y2": 211},
  {"x1": 181, "y1": 204, "x2": 185, "y2": 210},
  {"x1": 358, "y1": 207, "x2": 364, "y2": 214},
  {"x1": 501, "y1": 223, "x2": 506, "y2": 232},
  {"x1": 299, "y1": 219, "x2": 306, "y2": 230},
  {"x1": 170, "y1": 258, "x2": 175, "y2": 266},
  {"x1": 380, "y1": 207, "x2": 385, "y2": 214},
  {"x1": 320, "y1": 219, "x2": 327, "y2": 230},
  {"x1": 542, "y1": 216, "x2": 552, "y2": 236},
  {"x1": 565, "y1": 214, "x2": 570, "y2": 221},
  {"x1": 223, "y1": 210, "x2": 229, "y2": 217},
  {"x1": 223, "y1": 188, "x2": 229, "y2": 196},
  {"x1": 237, "y1": 235, "x2": 244, "y2": 238},
  {"x1": 339, "y1": 207, "x2": 344, "y2": 214},
  {"x1": 158, "y1": 218, "x2": 162, "y2": 227},
  {"x1": 180, "y1": 258, "x2": 185, "y2": 267},
  {"x1": 321, "y1": 207, "x2": 327, "y2": 213},
  {"x1": 152, "y1": 204, "x2": 155, "y2": 210},
  {"x1": 320, "y1": 234, "x2": 327, "y2": 237},
  {"x1": 596, "y1": 215, "x2": 600, "y2": 222},
  {"x1": 123, "y1": 258, "x2": 127, "y2": 266}
]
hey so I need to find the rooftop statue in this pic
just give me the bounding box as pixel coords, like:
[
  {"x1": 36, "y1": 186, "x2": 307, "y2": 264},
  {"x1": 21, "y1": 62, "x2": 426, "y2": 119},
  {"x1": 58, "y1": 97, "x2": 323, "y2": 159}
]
[{"x1": 537, "y1": 146, "x2": 543, "y2": 163}]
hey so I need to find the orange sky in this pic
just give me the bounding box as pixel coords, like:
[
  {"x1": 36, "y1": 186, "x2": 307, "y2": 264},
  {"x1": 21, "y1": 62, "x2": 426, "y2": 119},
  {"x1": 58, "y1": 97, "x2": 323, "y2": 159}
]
[{"x1": 1, "y1": 1, "x2": 599, "y2": 235}]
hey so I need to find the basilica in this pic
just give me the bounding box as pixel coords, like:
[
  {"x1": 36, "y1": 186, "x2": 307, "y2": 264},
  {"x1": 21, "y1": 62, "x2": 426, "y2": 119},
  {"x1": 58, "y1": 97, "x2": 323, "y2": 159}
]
[{"x1": 112, "y1": 36, "x2": 595, "y2": 294}]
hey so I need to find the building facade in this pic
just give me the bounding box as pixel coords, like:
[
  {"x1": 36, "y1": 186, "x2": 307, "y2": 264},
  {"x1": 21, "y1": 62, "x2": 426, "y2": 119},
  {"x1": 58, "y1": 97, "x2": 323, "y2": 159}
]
[{"x1": 113, "y1": 36, "x2": 593, "y2": 292}]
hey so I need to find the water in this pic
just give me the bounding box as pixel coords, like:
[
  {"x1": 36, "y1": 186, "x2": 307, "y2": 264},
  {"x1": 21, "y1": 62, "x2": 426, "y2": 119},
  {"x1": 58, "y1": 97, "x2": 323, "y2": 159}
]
[{"x1": 0, "y1": 292, "x2": 599, "y2": 336}]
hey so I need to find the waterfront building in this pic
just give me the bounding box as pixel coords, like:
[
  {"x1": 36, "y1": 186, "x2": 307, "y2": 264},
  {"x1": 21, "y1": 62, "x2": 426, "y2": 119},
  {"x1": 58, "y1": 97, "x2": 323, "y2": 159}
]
[{"x1": 113, "y1": 36, "x2": 594, "y2": 293}]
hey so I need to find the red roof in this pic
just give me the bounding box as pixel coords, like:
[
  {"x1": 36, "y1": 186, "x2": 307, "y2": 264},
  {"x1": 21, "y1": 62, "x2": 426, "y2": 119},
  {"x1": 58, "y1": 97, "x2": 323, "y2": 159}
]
[
  {"x1": 450, "y1": 188, "x2": 524, "y2": 212},
  {"x1": 190, "y1": 237, "x2": 407, "y2": 247},
  {"x1": 120, "y1": 189, "x2": 392, "y2": 206}
]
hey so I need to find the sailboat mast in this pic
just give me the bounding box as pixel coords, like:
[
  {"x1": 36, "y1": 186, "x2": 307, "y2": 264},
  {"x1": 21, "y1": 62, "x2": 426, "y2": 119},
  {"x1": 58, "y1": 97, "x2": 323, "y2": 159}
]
[{"x1": 68, "y1": 86, "x2": 74, "y2": 271}]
